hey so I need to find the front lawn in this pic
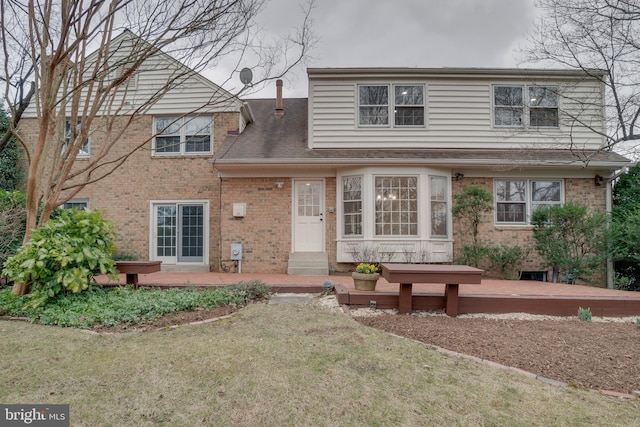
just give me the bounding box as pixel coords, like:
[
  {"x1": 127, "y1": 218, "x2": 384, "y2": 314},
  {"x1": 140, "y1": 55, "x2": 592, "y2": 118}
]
[{"x1": 1, "y1": 302, "x2": 638, "y2": 426}]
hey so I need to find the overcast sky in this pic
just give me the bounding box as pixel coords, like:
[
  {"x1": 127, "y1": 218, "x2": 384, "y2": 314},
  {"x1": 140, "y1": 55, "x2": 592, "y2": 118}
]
[{"x1": 237, "y1": 0, "x2": 538, "y2": 98}]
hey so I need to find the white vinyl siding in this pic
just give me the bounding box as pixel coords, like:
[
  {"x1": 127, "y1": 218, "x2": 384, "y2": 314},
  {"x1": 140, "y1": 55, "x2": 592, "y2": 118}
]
[
  {"x1": 309, "y1": 76, "x2": 604, "y2": 150},
  {"x1": 22, "y1": 36, "x2": 243, "y2": 119}
]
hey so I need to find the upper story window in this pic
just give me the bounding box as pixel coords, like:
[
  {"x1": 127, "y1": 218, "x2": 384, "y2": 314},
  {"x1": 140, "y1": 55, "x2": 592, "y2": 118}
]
[
  {"x1": 358, "y1": 84, "x2": 425, "y2": 127},
  {"x1": 394, "y1": 85, "x2": 425, "y2": 126},
  {"x1": 495, "y1": 179, "x2": 562, "y2": 224},
  {"x1": 154, "y1": 116, "x2": 212, "y2": 155},
  {"x1": 359, "y1": 85, "x2": 389, "y2": 125},
  {"x1": 493, "y1": 85, "x2": 558, "y2": 128},
  {"x1": 64, "y1": 119, "x2": 90, "y2": 157}
]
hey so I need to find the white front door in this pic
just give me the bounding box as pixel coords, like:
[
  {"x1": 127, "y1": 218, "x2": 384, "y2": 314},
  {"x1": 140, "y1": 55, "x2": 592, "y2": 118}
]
[{"x1": 294, "y1": 180, "x2": 324, "y2": 252}]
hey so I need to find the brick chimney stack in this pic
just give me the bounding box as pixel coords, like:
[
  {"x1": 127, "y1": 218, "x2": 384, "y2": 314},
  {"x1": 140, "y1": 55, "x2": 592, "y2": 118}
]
[{"x1": 275, "y1": 79, "x2": 284, "y2": 117}]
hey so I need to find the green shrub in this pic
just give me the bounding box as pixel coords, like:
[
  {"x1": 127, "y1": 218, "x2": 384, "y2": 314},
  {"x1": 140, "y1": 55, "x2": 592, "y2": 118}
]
[
  {"x1": 488, "y1": 245, "x2": 528, "y2": 279},
  {"x1": 0, "y1": 190, "x2": 26, "y2": 267},
  {"x1": 456, "y1": 245, "x2": 490, "y2": 269},
  {"x1": 452, "y1": 186, "x2": 493, "y2": 268},
  {"x1": 577, "y1": 307, "x2": 592, "y2": 322},
  {"x1": 2, "y1": 208, "x2": 118, "y2": 307},
  {"x1": 0, "y1": 281, "x2": 271, "y2": 329},
  {"x1": 531, "y1": 203, "x2": 608, "y2": 284}
]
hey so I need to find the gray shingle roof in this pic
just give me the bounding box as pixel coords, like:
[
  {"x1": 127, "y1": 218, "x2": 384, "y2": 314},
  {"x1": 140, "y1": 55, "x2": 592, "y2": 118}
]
[{"x1": 214, "y1": 98, "x2": 630, "y2": 169}]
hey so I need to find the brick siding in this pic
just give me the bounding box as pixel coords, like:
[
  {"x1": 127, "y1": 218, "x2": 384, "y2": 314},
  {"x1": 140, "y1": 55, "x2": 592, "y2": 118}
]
[{"x1": 18, "y1": 112, "x2": 240, "y2": 270}]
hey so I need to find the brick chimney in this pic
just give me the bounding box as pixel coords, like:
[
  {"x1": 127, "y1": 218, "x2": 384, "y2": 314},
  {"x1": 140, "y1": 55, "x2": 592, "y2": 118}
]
[{"x1": 275, "y1": 79, "x2": 284, "y2": 117}]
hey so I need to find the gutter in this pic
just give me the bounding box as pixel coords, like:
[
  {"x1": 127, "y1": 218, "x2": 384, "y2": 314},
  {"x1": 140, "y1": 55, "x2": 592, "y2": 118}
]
[{"x1": 210, "y1": 157, "x2": 629, "y2": 169}]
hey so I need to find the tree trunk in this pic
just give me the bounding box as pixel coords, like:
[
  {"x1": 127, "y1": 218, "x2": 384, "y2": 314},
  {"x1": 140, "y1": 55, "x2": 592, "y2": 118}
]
[{"x1": 11, "y1": 282, "x2": 30, "y2": 296}]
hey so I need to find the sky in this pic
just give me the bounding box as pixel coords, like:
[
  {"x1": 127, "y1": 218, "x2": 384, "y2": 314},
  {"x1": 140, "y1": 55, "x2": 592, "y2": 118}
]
[{"x1": 234, "y1": 0, "x2": 539, "y2": 99}]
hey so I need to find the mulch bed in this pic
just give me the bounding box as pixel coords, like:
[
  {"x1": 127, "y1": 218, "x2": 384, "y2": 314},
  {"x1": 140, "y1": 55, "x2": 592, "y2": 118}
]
[{"x1": 356, "y1": 314, "x2": 639, "y2": 396}]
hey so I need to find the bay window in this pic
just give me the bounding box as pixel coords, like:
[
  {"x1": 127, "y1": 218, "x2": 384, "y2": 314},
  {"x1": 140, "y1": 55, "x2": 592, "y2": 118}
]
[{"x1": 339, "y1": 170, "x2": 451, "y2": 263}]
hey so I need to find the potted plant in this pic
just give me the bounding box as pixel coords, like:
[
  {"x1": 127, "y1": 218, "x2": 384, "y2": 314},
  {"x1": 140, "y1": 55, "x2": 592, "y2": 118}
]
[{"x1": 352, "y1": 263, "x2": 380, "y2": 291}]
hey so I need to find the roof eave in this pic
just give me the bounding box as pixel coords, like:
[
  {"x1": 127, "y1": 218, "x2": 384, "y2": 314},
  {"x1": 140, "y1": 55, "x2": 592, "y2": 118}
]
[{"x1": 211, "y1": 157, "x2": 629, "y2": 169}]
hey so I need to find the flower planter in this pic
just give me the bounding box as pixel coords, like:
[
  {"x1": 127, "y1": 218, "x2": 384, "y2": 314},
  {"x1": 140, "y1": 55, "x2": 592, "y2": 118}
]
[{"x1": 352, "y1": 272, "x2": 380, "y2": 291}]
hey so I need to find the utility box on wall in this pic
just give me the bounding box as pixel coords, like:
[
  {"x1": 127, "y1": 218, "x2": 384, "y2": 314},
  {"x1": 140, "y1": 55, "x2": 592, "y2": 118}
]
[
  {"x1": 230, "y1": 243, "x2": 243, "y2": 260},
  {"x1": 233, "y1": 203, "x2": 247, "y2": 218}
]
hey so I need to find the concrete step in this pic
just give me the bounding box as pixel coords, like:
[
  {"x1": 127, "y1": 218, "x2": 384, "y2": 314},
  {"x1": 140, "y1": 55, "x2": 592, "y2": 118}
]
[{"x1": 287, "y1": 252, "x2": 329, "y2": 275}]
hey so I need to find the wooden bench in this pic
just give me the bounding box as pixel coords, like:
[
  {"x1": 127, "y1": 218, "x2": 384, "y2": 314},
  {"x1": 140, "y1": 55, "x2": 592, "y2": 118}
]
[
  {"x1": 115, "y1": 261, "x2": 162, "y2": 289},
  {"x1": 381, "y1": 263, "x2": 483, "y2": 317}
]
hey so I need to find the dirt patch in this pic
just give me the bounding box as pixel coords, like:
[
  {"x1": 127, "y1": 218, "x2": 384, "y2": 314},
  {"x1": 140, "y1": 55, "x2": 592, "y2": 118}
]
[
  {"x1": 91, "y1": 304, "x2": 239, "y2": 333},
  {"x1": 355, "y1": 313, "x2": 640, "y2": 395}
]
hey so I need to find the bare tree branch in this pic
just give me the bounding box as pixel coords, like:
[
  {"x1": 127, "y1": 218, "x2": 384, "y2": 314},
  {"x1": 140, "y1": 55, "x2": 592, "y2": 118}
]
[
  {"x1": 521, "y1": 0, "x2": 640, "y2": 156},
  {"x1": 0, "y1": 0, "x2": 316, "y2": 242}
]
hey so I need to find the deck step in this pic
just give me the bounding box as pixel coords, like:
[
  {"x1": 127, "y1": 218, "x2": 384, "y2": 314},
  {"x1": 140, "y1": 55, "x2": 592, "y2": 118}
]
[{"x1": 287, "y1": 252, "x2": 329, "y2": 275}]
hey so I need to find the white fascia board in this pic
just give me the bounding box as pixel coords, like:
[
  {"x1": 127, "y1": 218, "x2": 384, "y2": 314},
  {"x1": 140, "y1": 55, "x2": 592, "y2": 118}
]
[{"x1": 211, "y1": 157, "x2": 629, "y2": 169}]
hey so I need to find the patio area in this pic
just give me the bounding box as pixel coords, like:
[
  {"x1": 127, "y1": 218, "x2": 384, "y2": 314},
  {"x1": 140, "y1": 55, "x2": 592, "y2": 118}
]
[{"x1": 97, "y1": 270, "x2": 640, "y2": 317}]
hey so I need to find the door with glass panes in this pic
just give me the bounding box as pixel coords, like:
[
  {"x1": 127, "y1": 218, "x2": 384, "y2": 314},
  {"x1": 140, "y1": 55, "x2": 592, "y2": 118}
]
[
  {"x1": 293, "y1": 180, "x2": 324, "y2": 252},
  {"x1": 153, "y1": 203, "x2": 205, "y2": 264}
]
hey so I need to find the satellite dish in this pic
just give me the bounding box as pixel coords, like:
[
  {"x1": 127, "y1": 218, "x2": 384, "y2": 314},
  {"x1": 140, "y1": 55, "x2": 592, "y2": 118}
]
[{"x1": 239, "y1": 68, "x2": 253, "y2": 86}]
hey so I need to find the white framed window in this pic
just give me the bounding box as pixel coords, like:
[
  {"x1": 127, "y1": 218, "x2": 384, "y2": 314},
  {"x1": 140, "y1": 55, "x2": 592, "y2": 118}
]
[
  {"x1": 153, "y1": 116, "x2": 212, "y2": 155},
  {"x1": 375, "y1": 176, "x2": 418, "y2": 236},
  {"x1": 493, "y1": 85, "x2": 559, "y2": 128},
  {"x1": 529, "y1": 86, "x2": 559, "y2": 127},
  {"x1": 359, "y1": 85, "x2": 389, "y2": 126},
  {"x1": 495, "y1": 179, "x2": 562, "y2": 224},
  {"x1": 342, "y1": 175, "x2": 363, "y2": 236},
  {"x1": 430, "y1": 176, "x2": 448, "y2": 238},
  {"x1": 358, "y1": 84, "x2": 425, "y2": 127},
  {"x1": 64, "y1": 119, "x2": 90, "y2": 157},
  {"x1": 62, "y1": 199, "x2": 89, "y2": 210},
  {"x1": 394, "y1": 85, "x2": 425, "y2": 126}
]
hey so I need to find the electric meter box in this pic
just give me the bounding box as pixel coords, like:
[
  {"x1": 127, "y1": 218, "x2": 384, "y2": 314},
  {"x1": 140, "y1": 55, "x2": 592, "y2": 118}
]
[
  {"x1": 230, "y1": 243, "x2": 243, "y2": 260},
  {"x1": 233, "y1": 203, "x2": 247, "y2": 218}
]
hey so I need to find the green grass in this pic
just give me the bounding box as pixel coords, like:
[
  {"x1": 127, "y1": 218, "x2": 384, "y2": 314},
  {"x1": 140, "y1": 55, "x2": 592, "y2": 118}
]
[
  {"x1": 0, "y1": 281, "x2": 269, "y2": 328},
  {"x1": 1, "y1": 302, "x2": 638, "y2": 426}
]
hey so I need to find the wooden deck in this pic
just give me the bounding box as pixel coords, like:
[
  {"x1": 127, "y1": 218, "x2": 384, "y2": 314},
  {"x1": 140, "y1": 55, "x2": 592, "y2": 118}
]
[{"x1": 95, "y1": 271, "x2": 640, "y2": 317}]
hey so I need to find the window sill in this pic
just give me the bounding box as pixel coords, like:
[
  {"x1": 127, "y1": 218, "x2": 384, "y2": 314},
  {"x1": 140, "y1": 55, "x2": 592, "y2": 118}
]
[
  {"x1": 152, "y1": 153, "x2": 213, "y2": 158},
  {"x1": 494, "y1": 224, "x2": 534, "y2": 230}
]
